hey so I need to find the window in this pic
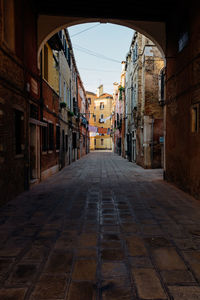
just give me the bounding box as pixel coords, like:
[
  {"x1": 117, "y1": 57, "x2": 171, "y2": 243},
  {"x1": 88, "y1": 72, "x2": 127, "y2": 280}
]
[
  {"x1": 100, "y1": 102, "x2": 104, "y2": 110},
  {"x1": 88, "y1": 98, "x2": 91, "y2": 104},
  {"x1": 44, "y1": 45, "x2": 48, "y2": 81},
  {"x1": 65, "y1": 135, "x2": 68, "y2": 152},
  {"x1": 14, "y1": 109, "x2": 24, "y2": 155},
  {"x1": 93, "y1": 115, "x2": 96, "y2": 122},
  {"x1": 42, "y1": 123, "x2": 48, "y2": 152},
  {"x1": 191, "y1": 104, "x2": 199, "y2": 133},
  {"x1": 101, "y1": 139, "x2": 104, "y2": 146},
  {"x1": 99, "y1": 114, "x2": 104, "y2": 123},
  {"x1": 159, "y1": 69, "x2": 165, "y2": 104},
  {"x1": 72, "y1": 132, "x2": 76, "y2": 149},
  {"x1": 56, "y1": 125, "x2": 60, "y2": 150},
  {"x1": 64, "y1": 82, "x2": 66, "y2": 103},
  {"x1": 3, "y1": 0, "x2": 15, "y2": 51},
  {"x1": 30, "y1": 104, "x2": 39, "y2": 120},
  {"x1": 67, "y1": 87, "x2": 70, "y2": 108},
  {"x1": 48, "y1": 123, "x2": 54, "y2": 150},
  {"x1": 178, "y1": 32, "x2": 189, "y2": 52},
  {"x1": 132, "y1": 43, "x2": 138, "y2": 62},
  {"x1": 94, "y1": 139, "x2": 96, "y2": 146}
]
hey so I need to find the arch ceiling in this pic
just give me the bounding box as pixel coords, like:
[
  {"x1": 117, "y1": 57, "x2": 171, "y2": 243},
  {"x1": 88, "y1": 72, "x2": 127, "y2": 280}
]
[
  {"x1": 35, "y1": 0, "x2": 170, "y2": 66},
  {"x1": 37, "y1": 16, "x2": 166, "y2": 67}
]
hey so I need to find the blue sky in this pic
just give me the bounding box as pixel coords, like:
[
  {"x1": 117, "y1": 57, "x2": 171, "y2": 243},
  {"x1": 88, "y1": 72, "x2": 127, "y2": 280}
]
[{"x1": 68, "y1": 23, "x2": 134, "y2": 95}]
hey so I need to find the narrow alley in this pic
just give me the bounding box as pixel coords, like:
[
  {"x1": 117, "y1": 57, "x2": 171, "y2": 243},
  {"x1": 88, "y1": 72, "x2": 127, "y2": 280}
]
[{"x1": 0, "y1": 152, "x2": 200, "y2": 300}]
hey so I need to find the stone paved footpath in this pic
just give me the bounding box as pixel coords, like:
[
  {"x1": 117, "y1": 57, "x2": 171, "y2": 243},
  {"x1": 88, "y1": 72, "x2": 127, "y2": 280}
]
[{"x1": 1, "y1": 152, "x2": 200, "y2": 300}]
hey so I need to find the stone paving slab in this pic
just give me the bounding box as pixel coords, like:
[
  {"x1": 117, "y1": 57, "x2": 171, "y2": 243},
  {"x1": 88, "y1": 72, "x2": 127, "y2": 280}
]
[{"x1": 1, "y1": 152, "x2": 200, "y2": 299}]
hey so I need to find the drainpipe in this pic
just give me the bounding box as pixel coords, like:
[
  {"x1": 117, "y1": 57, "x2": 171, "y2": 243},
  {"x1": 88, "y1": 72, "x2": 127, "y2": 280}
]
[
  {"x1": 39, "y1": 51, "x2": 43, "y2": 182},
  {"x1": 151, "y1": 118, "x2": 154, "y2": 168}
]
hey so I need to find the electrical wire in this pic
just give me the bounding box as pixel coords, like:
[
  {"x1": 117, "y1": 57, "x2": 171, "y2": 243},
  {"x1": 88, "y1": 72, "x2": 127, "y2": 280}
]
[
  {"x1": 70, "y1": 23, "x2": 101, "y2": 37},
  {"x1": 73, "y1": 44, "x2": 121, "y2": 63},
  {"x1": 79, "y1": 67, "x2": 119, "y2": 72}
]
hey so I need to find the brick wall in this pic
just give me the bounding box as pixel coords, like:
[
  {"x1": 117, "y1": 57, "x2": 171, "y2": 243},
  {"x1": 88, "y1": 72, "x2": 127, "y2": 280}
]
[{"x1": 165, "y1": 2, "x2": 200, "y2": 199}]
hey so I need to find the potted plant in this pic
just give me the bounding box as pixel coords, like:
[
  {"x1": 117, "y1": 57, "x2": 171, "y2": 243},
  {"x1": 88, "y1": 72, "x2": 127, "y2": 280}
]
[
  {"x1": 60, "y1": 102, "x2": 66, "y2": 109},
  {"x1": 68, "y1": 110, "x2": 74, "y2": 117}
]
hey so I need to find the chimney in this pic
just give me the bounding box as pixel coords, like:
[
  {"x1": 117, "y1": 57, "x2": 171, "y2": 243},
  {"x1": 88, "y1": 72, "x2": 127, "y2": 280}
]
[
  {"x1": 97, "y1": 84, "x2": 103, "y2": 97},
  {"x1": 113, "y1": 82, "x2": 118, "y2": 94},
  {"x1": 121, "y1": 61, "x2": 126, "y2": 72}
]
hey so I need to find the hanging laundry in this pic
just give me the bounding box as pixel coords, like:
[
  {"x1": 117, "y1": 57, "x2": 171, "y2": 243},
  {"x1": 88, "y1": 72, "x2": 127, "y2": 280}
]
[
  {"x1": 88, "y1": 125, "x2": 98, "y2": 132},
  {"x1": 98, "y1": 127, "x2": 108, "y2": 134}
]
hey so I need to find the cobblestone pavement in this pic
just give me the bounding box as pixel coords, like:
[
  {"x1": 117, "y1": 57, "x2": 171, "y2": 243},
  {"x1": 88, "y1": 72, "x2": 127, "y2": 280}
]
[{"x1": 1, "y1": 152, "x2": 200, "y2": 300}]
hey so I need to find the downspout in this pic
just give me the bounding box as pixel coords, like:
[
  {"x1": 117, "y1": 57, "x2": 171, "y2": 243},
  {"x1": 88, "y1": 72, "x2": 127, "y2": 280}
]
[
  {"x1": 39, "y1": 51, "x2": 43, "y2": 182},
  {"x1": 151, "y1": 118, "x2": 154, "y2": 168}
]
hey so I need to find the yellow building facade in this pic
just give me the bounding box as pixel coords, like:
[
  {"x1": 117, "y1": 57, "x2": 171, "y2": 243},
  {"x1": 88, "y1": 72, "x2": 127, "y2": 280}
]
[
  {"x1": 42, "y1": 43, "x2": 59, "y2": 94},
  {"x1": 88, "y1": 86, "x2": 113, "y2": 150}
]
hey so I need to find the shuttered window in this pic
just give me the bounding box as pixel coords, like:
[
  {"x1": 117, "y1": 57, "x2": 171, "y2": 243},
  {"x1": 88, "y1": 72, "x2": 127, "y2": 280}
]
[
  {"x1": 48, "y1": 123, "x2": 54, "y2": 150},
  {"x1": 56, "y1": 125, "x2": 60, "y2": 150}
]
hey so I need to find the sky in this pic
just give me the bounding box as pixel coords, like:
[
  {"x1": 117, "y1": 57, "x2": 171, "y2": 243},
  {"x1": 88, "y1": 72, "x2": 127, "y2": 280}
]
[{"x1": 68, "y1": 23, "x2": 134, "y2": 95}]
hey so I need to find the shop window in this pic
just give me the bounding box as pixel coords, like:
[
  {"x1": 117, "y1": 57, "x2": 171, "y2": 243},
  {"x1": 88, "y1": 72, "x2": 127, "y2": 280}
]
[
  {"x1": 101, "y1": 139, "x2": 104, "y2": 145},
  {"x1": 48, "y1": 123, "x2": 54, "y2": 150},
  {"x1": 3, "y1": 0, "x2": 15, "y2": 51},
  {"x1": 14, "y1": 109, "x2": 24, "y2": 155}
]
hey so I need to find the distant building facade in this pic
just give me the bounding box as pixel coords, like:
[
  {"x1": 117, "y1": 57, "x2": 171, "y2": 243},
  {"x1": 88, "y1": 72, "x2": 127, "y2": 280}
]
[
  {"x1": 112, "y1": 62, "x2": 126, "y2": 156},
  {"x1": 88, "y1": 85, "x2": 113, "y2": 150},
  {"x1": 125, "y1": 32, "x2": 165, "y2": 168}
]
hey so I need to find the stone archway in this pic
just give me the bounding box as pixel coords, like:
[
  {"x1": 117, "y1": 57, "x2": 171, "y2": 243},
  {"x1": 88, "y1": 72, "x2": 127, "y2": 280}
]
[{"x1": 37, "y1": 15, "x2": 166, "y2": 68}]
